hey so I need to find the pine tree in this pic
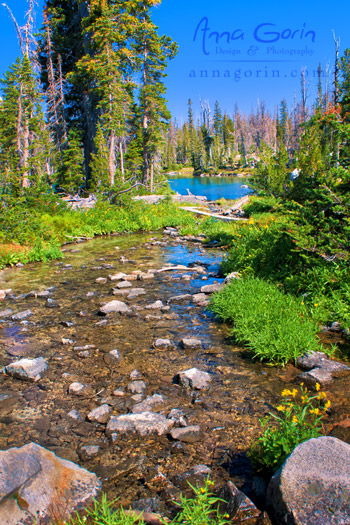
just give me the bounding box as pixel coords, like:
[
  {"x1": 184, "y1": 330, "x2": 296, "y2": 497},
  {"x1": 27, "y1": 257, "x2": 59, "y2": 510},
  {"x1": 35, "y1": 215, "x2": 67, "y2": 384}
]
[
  {"x1": 57, "y1": 128, "x2": 84, "y2": 194},
  {"x1": 129, "y1": 0, "x2": 177, "y2": 190},
  {"x1": 0, "y1": 55, "x2": 51, "y2": 194}
]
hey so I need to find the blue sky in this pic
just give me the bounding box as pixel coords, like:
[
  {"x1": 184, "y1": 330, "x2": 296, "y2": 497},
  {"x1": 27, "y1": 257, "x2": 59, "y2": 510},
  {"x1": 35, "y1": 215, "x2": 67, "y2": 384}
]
[{"x1": 1, "y1": 1, "x2": 349, "y2": 122}]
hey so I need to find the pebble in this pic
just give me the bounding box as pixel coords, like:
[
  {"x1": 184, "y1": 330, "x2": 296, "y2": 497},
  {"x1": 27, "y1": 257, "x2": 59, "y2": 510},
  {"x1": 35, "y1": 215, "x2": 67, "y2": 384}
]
[{"x1": 87, "y1": 404, "x2": 110, "y2": 424}]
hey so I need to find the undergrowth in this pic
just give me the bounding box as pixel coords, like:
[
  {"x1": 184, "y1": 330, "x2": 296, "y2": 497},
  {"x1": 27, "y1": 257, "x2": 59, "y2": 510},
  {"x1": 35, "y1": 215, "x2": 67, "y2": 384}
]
[
  {"x1": 67, "y1": 479, "x2": 230, "y2": 525},
  {"x1": 209, "y1": 276, "x2": 326, "y2": 365}
]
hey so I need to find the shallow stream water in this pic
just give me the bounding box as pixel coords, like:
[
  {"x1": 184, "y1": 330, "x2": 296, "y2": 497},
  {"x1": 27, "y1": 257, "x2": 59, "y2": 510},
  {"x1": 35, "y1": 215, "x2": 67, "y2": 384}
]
[{"x1": 0, "y1": 231, "x2": 349, "y2": 515}]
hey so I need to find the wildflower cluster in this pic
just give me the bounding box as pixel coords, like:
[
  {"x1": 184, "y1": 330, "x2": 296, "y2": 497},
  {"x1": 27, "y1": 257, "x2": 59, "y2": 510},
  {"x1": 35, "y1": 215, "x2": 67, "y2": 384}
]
[{"x1": 250, "y1": 383, "x2": 331, "y2": 472}]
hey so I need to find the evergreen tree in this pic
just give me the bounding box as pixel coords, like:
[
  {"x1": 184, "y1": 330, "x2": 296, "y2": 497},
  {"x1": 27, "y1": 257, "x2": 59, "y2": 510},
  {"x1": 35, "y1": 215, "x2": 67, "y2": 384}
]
[
  {"x1": 0, "y1": 55, "x2": 51, "y2": 195},
  {"x1": 57, "y1": 127, "x2": 84, "y2": 194},
  {"x1": 129, "y1": 0, "x2": 177, "y2": 190}
]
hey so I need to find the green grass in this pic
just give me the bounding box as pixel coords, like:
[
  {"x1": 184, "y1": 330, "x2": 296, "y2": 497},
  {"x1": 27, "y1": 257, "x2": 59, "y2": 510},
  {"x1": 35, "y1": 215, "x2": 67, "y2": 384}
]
[
  {"x1": 209, "y1": 276, "x2": 325, "y2": 365},
  {"x1": 67, "y1": 479, "x2": 230, "y2": 525},
  {"x1": 0, "y1": 196, "x2": 197, "y2": 269}
]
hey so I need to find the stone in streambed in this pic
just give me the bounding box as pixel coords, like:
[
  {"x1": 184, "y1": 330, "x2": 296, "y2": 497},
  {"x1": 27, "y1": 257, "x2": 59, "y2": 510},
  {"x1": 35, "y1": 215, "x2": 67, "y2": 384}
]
[
  {"x1": 200, "y1": 283, "x2": 223, "y2": 294},
  {"x1": 109, "y1": 272, "x2": 127, "y2": 281},
  {"x1": 267, "y1": 436, "x2": 350, "y2": 525},
  {"x1": 127, "y1": 381, "x2": 146, "y2": 394},
  {"x1": 98, "y1": 300, "x2": 130, "y2": 315},
  {"x1": 153, "y1": 339, "x2": 173, "y2": 350},
  {"x1": 132, "y1": 394, "x2": 166, "y2": 414},
  {"x1": 298, "y1": 368, "x2": 334, "y2": 387},
  {"x1": 0, "y1": 308, "x2": 13, "y2": 319},
  {"x1": 106, "y1": 412, "x2": 173, "y2": 436},
  {"x1": 2, "y1": 357, "x2": 48, "y2": 382},
  {"x1": 170, "y1": 426, "x2": 202, "y2": 443},
  {"x1": 68, "y1": 382, "x2": 93, "y2": 396},
  {"x1": 11, "y1": 310, "x2": 33, "y2": 321},
  {"x1": 79, "y1": 445, "x2": 100, "y2": 461},
  {"x1": 0, "y1": 443, "x2": 101, "y2": 524},
  {"x1": 181, "y1": 338, "x2": 202, "y2": 350},
  {"x1": 174, "y1": 367, "x2": 212, "y2": 390},
  {"x1": 87, "y1": 404, "x2": 110, "y2": 424}
]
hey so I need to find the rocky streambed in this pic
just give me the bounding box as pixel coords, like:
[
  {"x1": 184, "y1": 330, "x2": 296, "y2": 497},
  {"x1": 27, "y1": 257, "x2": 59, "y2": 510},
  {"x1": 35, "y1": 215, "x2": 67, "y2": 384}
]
[{"x1": 0, "y1": 229, "x2": 350, "y2": 522}]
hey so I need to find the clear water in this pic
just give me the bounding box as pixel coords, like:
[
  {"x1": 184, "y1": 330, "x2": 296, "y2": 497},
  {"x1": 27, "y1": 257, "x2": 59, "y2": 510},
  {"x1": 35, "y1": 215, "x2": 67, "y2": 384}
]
[{"x1": 168, "y1": 175, "x2": 251, "y2": 201}]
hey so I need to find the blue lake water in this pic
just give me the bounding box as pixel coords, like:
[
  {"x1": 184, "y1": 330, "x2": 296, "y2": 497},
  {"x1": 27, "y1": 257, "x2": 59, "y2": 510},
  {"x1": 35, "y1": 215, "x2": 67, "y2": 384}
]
[{"x1": 167, "y1": 175, "x2": 251, "y2": 201}]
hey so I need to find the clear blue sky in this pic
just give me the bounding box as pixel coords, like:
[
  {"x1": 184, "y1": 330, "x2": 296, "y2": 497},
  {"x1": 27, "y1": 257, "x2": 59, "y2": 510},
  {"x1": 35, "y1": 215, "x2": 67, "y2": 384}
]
[{"x1": 1, "y1": 1, "x2": 349, "y2": 122}]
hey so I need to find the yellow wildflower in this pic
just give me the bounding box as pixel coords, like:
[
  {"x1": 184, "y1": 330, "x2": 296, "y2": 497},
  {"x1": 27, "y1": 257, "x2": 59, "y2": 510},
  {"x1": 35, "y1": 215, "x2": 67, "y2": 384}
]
[
  {"x1": 312, "y1": 408, "x2": 320, "y2": 416},
  {"x1": 292, "y1": 416, "x2": 298, "y2": 423},
  {"x1": 292, "y1": 388, "x2": 298, "y2": 398},
  {"x1": 315, "y1": 382, "x2": 320, "y2": 391},
  {"x1": 281, "y1": 389, "x2": 292, "y2": 397},
  {"x1": 301, "y1": 395, "x2": 308, "y2": 403},
  {"x1": 324, "y1": 400, "x2": 331, "y2": 411},
  {"x1": 318, "y1": 391, "x2": 327, "y2": 400},
  {"x1": 277, "y1": 405, "x2": 286, "y2": 412}
]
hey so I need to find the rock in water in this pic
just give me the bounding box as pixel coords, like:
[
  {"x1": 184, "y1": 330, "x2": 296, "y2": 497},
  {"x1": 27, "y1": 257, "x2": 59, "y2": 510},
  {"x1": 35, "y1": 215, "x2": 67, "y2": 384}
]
[
  {"x1": 0, "y1": 443, "x2": 101, "y2": 524},
  {"x1": 174, "y1": 367, "x2": 212, "y2": 390},
  {"x1": 106, "y1": 412, "x2": 173, "y2": 436},
  {"x1": 267, "y1": 436, "x2": 350, "y2": 525},
  {"x1": 2, "y1": 357, "x2": 48, "y2": 382},
  {"x1": 98, "y1": 300, "x2": 130, "y2": 315}
]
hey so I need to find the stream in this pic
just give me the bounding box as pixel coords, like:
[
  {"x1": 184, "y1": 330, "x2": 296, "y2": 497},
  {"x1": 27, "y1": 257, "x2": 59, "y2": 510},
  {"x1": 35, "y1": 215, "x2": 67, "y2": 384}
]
[{"x1": 0, "y1": 230, "x2": 349, "y2": 516}]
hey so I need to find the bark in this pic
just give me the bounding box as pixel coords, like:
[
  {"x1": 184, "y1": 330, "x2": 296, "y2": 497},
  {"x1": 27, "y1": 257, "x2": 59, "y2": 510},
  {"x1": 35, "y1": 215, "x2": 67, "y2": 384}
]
[
  {"x1": 108, "y1": 130, "x2": 116, "y2": 186},
  {"x1": 119, "y1": 141, "x2": 125, "y2": 183}
]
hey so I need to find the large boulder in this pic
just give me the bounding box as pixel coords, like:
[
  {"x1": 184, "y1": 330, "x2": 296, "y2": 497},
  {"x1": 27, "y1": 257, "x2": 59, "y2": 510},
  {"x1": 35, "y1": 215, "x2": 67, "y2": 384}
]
[
  {"x1": 267, "y1": 436, "x2": 350, "y2": 524},
  {"x1": 0, "y1": 443, "x2": 101, "y2": 524}
]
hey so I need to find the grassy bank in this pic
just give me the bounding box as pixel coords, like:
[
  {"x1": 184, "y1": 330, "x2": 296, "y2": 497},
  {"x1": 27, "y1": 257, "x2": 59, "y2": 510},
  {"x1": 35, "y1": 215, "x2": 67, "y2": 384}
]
[{"x1": 0, "y1": 195, "x2": 197, "y2": 269}]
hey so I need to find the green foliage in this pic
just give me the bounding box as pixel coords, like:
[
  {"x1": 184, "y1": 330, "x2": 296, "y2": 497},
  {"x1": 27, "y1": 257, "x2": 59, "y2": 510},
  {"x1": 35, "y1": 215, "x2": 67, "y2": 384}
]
[
  {"x1": 68, "y1": 479, "x2": 230, "y2": 525},
  {"x1": 168, "y1": 478, "x2": 230, "y2": 525},
  {"x1": 209, "y1": 277, "x2": 323, "y2": 365},
  {"x1": 0, "y1": 194, "x2": 197, "y2": 269},
  {"x1": 250, "y1": 384, "x2": 330, "y2": 472},
  {"x1": 57, "y1": 128, "x2": 85, "y2": 194}
]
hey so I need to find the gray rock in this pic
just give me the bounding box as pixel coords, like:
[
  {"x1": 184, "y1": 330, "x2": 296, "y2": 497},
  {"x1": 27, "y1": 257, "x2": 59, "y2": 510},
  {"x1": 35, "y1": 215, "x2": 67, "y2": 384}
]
[
  {"x1": 200, "y1": 283, "x2": 223, "y2": 294},
  {"x1": 68, "y1": 382, "x2": 93, "y2": 396},
  {"x1": 109, "y1": 349, "x2": 120, "y2": 360},
  {"x1": 127, "y1": 381, "x2": 146, "y2": 394},
  {"x1": 109, "y1": 272, "x2": 127, "y2": 281},
  {"x1": 106, "y1": 412, "x2": 174, "y2": 436},
  {"x1": 68, "y1": 410, "x2": 83, "y2": 421},
  {"x1": 130, "y1": 369, "x2": 141, "y2": 379},
  {"x1": 87, "y1": 404, "x2": 110, "y2": 424},
  {"x1": 132, "y1": 497, "x2": 161, "y2": 513},
  {"x1": 2, "y1": 357, "x2": 48, "y2": 382},
  {"x1": 221, "y1": 481, "x2": 267, "y2": 523},
  {"x1": 267, "y1": 436, "x2": 350, "y2": 525},
  {"x1": 0, "y1": 443, "x2": 101, "y2": 524},
  {"x1": 224, "y1": 272, "x2": 240, "y2": 284},
  {"x1": 116, "y1": 280, "x2": 132, "y2": 289},
  {"x1": 46, "y1": 298, "x2": 60, "y2": 308},
  {"x1": 181, "y1": 338, "x2": 202, "y2": 350},
  {"x1": 145, "y1": 300, "x2": 164, "y2": 310},
  {"x1": 80, "y1": 445, "x2": 101, "y2": 461},
  {"x1": 98, "y1": 300, "x2": 130, "y2": 315},
  {"x1": 192, "y1": 293, "x2": 208, "y2": 304},
  {"x1": 0, "y1": 308, "x2": 13, "y2": 319},
  {"x1": 11, "y1": 310, "x2": 33, "y2": 321},
  {"x1": 170, "y1": 426, "x2": 202, "y2": 443},
  {"x1": 168, "y1": 294, "x2": 192, "y2": 303},
  {"x1": 153, "y1": 339, "x2": 173, "y2": 350},
  {"x1": 95, "y1": 277, "x2": 107, "y2": 284},
  {"x1": 297, "y1": 351, "x2": 350, "y2": 373},
  {"x1": 127, "y1": 288, "x2": 146, "y2": 299},
  {"x1": 132, "y1": 394, "x2": 166, "y2": 414},
  {"x1": 174, "y1": 367, "x2": 212, "y2": 390},
  {"x1": 0, "y1": 289, "x2": 11, "y2": 300},
  {"x1": 62, "y1": 338, "x2": 74, "y2": 345},
  {"x1": 298, "y1": 368, "x2": 334, "y2": 386}
]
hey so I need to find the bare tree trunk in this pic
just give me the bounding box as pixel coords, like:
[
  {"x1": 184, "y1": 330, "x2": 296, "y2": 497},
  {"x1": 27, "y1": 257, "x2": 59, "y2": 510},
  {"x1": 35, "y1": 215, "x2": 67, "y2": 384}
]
[
  {"x1": 119, "y1": 141, "x2": 125, "y2": 183},
  {"x1": 150, "y1": 160, "x2": 154, "y2": 193},
  {"x1": 108, "y1": 130, "x2": 116, "y2": 186}
]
